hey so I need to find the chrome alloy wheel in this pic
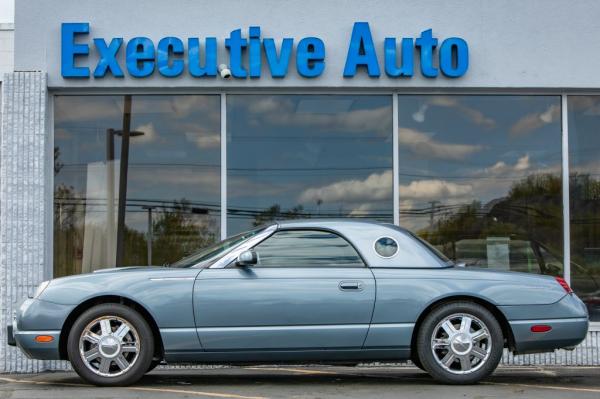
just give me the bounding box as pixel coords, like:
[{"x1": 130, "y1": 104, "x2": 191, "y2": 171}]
[
  {"x1": 78, "y1": 316, "x2": 140, "y2": 378},
  {"x1": 430, "y1": 313, "x2": 492, "y2": 374}
]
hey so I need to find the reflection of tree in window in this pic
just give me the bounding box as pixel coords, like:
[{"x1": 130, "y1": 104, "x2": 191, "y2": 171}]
[
  {"x1": 420, "y1": 174, "x2": 562, "y2": 272},
  {"x1": 53, "y1": 95, "x2": 221, "y2": 276},
  {"x1": 252, "y1": 204, "x2": 305, "y2": 227},
  {"x1": 150, "y1": 200, "x2": 218, "y2": 266},
  {"x1": 398, "y1": 95, "x2": 563, "y2": 280}
]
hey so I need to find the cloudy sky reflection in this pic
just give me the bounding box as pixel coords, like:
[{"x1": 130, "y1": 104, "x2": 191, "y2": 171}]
[{"x1": 397, "y1": 95, "x2": 562, "y2": 232}]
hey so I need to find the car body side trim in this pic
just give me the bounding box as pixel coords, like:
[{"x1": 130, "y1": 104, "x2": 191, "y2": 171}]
[
  {"x1": 13, "y1": 330, "x2": 61, "y2": 335},
  {"x1": 149, "y1": 277, "x2": 195, "y2": 281},
  {"x1": 509, "y1": 317, "x2": 589, "y2": 325},
  {"x1": 368, "y1": 323, "x2": 415, "y2": 329},
  {"x1": 196, "y1": 324, "x2": 371, "y2": 332}
]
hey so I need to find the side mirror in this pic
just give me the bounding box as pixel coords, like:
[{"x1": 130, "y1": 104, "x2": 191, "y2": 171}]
[{"x1": 236, "y1": 250, "x2": 257, "y2": 267}]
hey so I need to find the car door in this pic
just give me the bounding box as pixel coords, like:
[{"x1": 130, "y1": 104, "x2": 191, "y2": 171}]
[{"x1": 193, "y1": 229, "x2": 376, "y2": 351}]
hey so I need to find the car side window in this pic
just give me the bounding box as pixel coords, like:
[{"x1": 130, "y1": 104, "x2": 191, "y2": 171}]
[{"x1": 252, "y1": 230, "x2": 364, "y2": 268}]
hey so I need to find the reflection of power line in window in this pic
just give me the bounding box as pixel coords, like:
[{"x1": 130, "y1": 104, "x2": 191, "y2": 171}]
[
  {"x1": 58, "y1": 162, "x2": 557, "y2": 180},
  {"x1": 229, "y1": 136, "x2": 388, "y2": 141},
  {"x1": 54, "y1": 197, "x2": 393, "y2": 217}
]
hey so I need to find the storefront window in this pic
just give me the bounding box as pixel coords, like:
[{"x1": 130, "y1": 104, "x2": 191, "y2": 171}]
[
  {"x1": 568, "y1": 95, "x2": 600, "y2": 321},
  {"x1": 398, "y1": 95, "x2": 563, "y2": 277},
  {"x1": 227, "y1": 95, "x2": 393, "y2": 234},
  {"x1": 54, "y1": 95, "x2": 221, "y2": 276}
]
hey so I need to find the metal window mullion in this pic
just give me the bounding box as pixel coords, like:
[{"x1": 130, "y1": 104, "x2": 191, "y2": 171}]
[
  {"x1": 220, "y1": 93, "x2": 227, "y2": 240},
  {"x1": 561, "y1": 94, "x2": 571, "y2": 284},
  {"x1": 393, "y1": 93, "x2": 399, "y2": 226},
  {"x1": 47, "y1": 93, "x2": 54, "y2": 280}
]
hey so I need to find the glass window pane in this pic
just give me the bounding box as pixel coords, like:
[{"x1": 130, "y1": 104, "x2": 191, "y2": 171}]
[
  {"x1": 253, "y1": 230, "x2": 364, "y2": 267},
  {"x1": 227, "y1": 95, "x2": 393, "y2": 234},
  {"x1": 54, "y1": 95, "x2": 221, "y2": 276},
  {"x1": 568, "y1": 95, "x2": 600, "y2": 321},
  {"x1": 398, "y1": 95, "x2": 563, "y2": 276}
]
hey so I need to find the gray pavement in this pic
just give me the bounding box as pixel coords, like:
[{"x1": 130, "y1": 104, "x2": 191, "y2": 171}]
[{"x1": 0, "y1": 365, "x2": 599, "y2": 399}]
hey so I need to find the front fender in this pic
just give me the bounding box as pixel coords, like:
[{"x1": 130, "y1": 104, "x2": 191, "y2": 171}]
[{"x1": 38, "y1": 268, "x2": 199, "y2": 329}]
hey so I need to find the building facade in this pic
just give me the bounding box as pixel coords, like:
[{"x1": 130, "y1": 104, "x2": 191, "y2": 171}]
[{"x1": 1, "y1": 0, "x2": 600, "y2": 372}]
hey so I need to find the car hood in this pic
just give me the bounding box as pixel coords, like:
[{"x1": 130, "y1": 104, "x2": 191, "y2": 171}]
[
  {"x1": 38, "y1": 266, "x2": 200, "y2": 305},
  {"x1": 92, "y1": 266, "x2": 170, "y2": 273}
]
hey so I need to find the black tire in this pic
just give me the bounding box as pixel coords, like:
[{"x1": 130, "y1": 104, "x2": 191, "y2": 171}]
[
  {"x1": 410, "y1": 355, "x2": 425, "y2": 371},
  {"x1": 147, "y1": 359, "x2": 162, "y2": 373},
  {"x1": 416, "y1": 301, "x2": 503, "y2": 384},
  {"x1": 67, "y1": 303, "x2": 154, "y2": 386}
]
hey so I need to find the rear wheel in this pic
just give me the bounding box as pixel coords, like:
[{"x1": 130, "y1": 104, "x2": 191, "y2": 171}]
[
  {"x1": 416, "y1": 301, "x2": 503, "y2": 384},
  {"x1": 147, "y1": 359, "x2": 162, "y2": 373},
  {"x1": 67, "y1": 303, "x2": 154, "y2": 386},
  {"x1": 410, "y1": 354, "x2": 425, "y2": 371}
]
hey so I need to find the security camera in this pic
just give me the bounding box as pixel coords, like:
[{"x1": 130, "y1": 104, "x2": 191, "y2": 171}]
[{"x1": 218, "y1": 64, "x2": 232, "y2": 79}]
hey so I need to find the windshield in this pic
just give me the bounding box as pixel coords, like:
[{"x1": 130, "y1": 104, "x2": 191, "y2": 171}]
[{"x1": 169, "y1": 226, "x2": 267, "y2": 268}]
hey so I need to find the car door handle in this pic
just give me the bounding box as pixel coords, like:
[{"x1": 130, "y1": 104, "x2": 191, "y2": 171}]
[{"x1": 339, "y1": 281, "x2": 363, "y2": 291}]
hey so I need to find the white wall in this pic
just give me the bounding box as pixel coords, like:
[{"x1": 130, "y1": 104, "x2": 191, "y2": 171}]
[
  {"x1": 14, "y1": 0, "x2": 600, "y2": 90},
  {"x1": 0, "y1": 23, "x2": 13, "y2": 81},
  {"x1": 0, "y1": 0, "x2": 14, "y2": 23}
]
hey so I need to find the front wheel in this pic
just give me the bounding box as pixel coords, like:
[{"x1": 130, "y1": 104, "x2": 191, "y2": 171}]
[
  {"x1": 67, "y1": 303, "x2": 154, "y2": 386},
  {"x1": 416, "y1": 301, "x2": 503, "y2": 384}
]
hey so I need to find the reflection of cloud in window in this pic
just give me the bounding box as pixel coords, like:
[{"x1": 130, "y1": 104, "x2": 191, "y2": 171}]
[
  {"x1": 485, "y1": 154, "x2": 530, "y2": 175},
  {"x1": 130, "y1": 167, "x2": 220, "y2": 193},
  {"x1": 398, "y1": 127, "x2": 484, "y2": 160},
  {"x1": 228, "y1": 175, "x2": 302, "y2": 199},
  {"x1": 243, "y1": 96, "x2": 391, "y2": 135},
  {"x1": 349, "y1": 202, "x2": 377, "y2": 216},
  {"x1": 132, "y1": 96, "x2": 219, "y2": 119},
  {"x1": 299, "y1": 170, "x2": 474, "y2": 206},
  {"x1": 133, "y1": 123, "x2": 158, "y2": 144},
  {"x1": 55, "y1": 97, "x2": 123, "y2": 123},
  {"x1": 570, "y1": 158, "x2": 600, "y2": 174},
  {"x1": 566, "y1": 95, "x2": 600, "y2": 116},
  {"x1": 184, "y1": 129, "x2": 220, "y2": 149},
  {"x1": 411, "y1": 96, "x2": 495, "y2": 128},
  {"x1": 55, "y1": 96, "x2": 221, "y2": 124},
  {"x1": 298, "y1": 170, "x2": 393, "y2": 204},
  {"x1": 399, "y1": 179, "x2": 472, "y2": 200},
  {"x1": 510, "y1": 104, "x2": 560, "y2": 136}
]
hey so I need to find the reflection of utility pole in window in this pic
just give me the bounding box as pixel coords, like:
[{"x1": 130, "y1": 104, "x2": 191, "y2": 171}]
[
  {"x1": 106, "y1": 95, "x2": 145, "y2": 267},
  {"x1": 142, "y1": 206, "x2": 157, "y2": 266},
  {"x1": 316, "y1": 198, "x2": 322, "y2": 215},
  {"x1": 429, "y1": 200, "x2": 440, "y2": 230},
  {"x1": 106, "y1": 128, "x2": 117, "y2": 267}
]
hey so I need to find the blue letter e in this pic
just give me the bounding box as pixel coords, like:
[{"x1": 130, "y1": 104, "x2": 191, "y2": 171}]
[{"x1": 62, "y1": 23, "x2": 90, "y2": 78}]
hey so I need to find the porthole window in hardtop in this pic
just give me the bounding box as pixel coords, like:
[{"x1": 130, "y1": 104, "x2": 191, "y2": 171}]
[{"x1": 374, "y1": 237, "x2": 398, "y2": 258}]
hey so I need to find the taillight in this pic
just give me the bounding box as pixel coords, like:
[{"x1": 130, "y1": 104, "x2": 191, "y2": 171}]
[
  {"x1": 531, "y1": 325, "x2": 552, "y2": 333},
  {"x1": 555, "y1": 277, "x2": 573, "y2": 294}
]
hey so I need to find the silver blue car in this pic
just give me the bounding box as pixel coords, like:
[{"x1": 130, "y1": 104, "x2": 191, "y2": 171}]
[{"x1": 8, "y1": 220, "x2": 589, "y2": 386}]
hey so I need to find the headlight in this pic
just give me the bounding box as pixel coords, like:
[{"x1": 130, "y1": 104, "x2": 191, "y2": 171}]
[{"x1": 33, "y1": 280, "x2": 51, "y2": 298}]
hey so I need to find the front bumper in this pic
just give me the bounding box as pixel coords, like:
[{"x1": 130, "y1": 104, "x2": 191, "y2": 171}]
[{"x1": 7, "y1": 298, "x2": 74, "y2": 360}]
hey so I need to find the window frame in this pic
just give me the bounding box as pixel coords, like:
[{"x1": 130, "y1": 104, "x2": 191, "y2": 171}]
[{"x1": 225, "y1": 227, "x2": 368, "y2": 269}]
